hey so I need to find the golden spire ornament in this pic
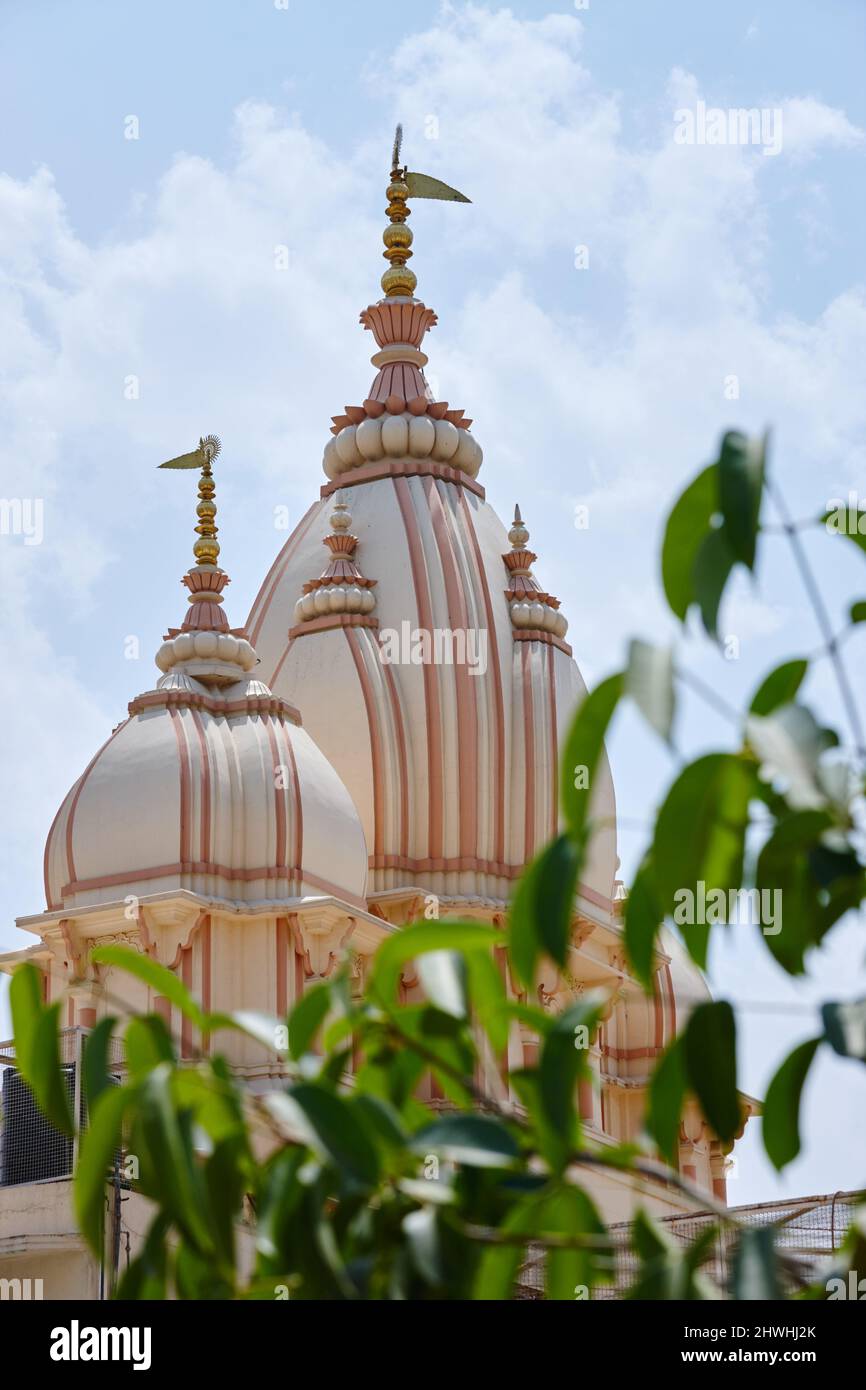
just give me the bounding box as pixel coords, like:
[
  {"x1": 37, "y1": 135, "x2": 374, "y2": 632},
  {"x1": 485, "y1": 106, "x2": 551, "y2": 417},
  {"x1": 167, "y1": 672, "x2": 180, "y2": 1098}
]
[
  {"x1": 380, "y1": 123, "x2": 471, "y2": 298},
  {"x1": 158, "y1": 434, "x2": 222, "y2": 566}
]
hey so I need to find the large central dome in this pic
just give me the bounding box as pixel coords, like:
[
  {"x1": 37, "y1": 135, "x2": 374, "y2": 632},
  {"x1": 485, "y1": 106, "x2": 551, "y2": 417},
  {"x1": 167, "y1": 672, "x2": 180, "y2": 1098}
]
[{"x1": 247, "y1": 267, "x2": 617, "y2": 910}]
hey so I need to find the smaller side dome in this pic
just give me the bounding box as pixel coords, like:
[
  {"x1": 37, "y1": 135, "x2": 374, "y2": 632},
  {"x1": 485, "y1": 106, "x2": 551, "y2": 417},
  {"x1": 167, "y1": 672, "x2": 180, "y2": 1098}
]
[
  {"x1": 43, "y1": 673, "x2": 369, "y2": 911},
  {"x1": 43, "y1": 441, "x2": 369, "y2": 912}
]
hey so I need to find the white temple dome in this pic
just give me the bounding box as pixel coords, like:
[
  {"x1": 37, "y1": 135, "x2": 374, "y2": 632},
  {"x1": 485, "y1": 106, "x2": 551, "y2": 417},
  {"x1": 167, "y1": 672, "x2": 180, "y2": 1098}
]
[
  {"x1": 44, "y1": 524, "x2": 369, "y2": 911},
  {"x1": 43, "y1": 670, "x2": 368, "y2": 912}
]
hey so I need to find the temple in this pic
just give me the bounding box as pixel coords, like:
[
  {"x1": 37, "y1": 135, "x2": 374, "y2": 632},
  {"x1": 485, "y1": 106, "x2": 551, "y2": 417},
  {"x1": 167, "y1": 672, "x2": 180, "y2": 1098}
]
[{"x1": 0, "y1": 140, "x2": 748, "y2": 1299}]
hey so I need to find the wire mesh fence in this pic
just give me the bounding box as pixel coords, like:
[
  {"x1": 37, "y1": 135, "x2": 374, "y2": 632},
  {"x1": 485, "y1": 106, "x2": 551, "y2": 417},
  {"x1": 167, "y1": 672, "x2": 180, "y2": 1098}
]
[
  {"x1": 516, "y1": 1190, "x2": 862, "y2": 1299},
  {"x1": 1, "y1": 1028, "x2": 861, "y2": 1301},
  {"x1": 0, "y1": 1029, "x2": 124, "y2": 1188}
]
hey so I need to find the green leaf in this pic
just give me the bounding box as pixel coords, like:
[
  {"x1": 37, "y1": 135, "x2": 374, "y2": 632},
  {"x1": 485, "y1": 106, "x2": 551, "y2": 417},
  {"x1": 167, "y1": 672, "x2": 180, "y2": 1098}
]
[
  {"x1": 474, "y1": 1194, "x2": 542, "y2": 1300},
  {"x1": 538, "y1": 996, "x2": 604, "y2": 1167},
  {"x1": 285, "y1": 1082, "x2": 381, "y2": 1187},
  {"x1": 693, "y1": 524, "x2": 737, "y2": 638},
  {"x1": 683, "y1": 1002, "x2": 739, "y2": 1144},
  {"x1": 731, "y1": 1226, "x2": 781, "y2": 1300},
  {"x1": 543, "y1": 1186, "x2": 609, "y2": 1300},
  {"x1": 369, "y1": 920, "x2": 495, "y2": 1002},
  {"x1": 629, "y1": 1209, "x2": 721, "y2": 1300},
  {"x1": 718, "y1": 429, "x2": 766, "y2": 571},
  {"x1": 756, "y1": 811, "x2": 863, "y2": 974},
  {"x1": 403, "y1": 1206, "x2": 447, "y2": 1288},
  {"x1": 202, "y1": 1135, "x2": 245, "y2": 1273},
  {"x1": 632, "y1": 1206, "x2": 668, "y2": 1261},
  {"x1": 138, "y1": 1063, "x2": 215, "y2": 1253},
  {"x1": 762, "y1": 1037, "x2": 821, "y2": 1170},
  {"x1": 623, "y1": 859, "x2": 662, "y2": 989},
  {"x1": 9, "y1": 961, "x2": 43, "y2": 1077},
  {"x1": 626, "y1": 639, "x2": 675, "y2": 744},
  {"x1": 465, "y1": 949, "x2": 508, "y2": 1055},
  {"x1": 114, "y1": 1214, "x2": 170, "y2": 1300},
  {"x1": 411, "y1": 1114, "x2": 520, "y2": 1169},
  {"x1": 822, "y1": 1000, "x2": 866, "y2": 1061},
  {"x1": 746, "y1": 704, "x2": 827, "y2": 812},
  {"x1": 26, "y1": 1003, "x2": 75, "y2": 1136},
  {"x1": 508, "y1": 852, "x2": 544, "y2": 992},
  {"x1": 90, "y1": 945, "x2": 206, "y2": 1031},
  {"x1": 509, "y1": 834, "x2": 581, "y2": 993},
  {"x1": 352, "y1": 1093, "x2": 407, "y2": 1152},
  {"x1": 417, "y1": 950, "x2": 468, "y2": 1020},
  {"x1": 83, "y1": 1017, "x2": 117, "y2": 1111},
  {"x1": 749, "y1": 659, "x2": 808, "y2": 716},
  {"x1": 75, "y1": 1083, "x2": 130, "y2": 1254},
  {"x1": 175, "y1": 1235, "x2": 234, "y2": 1299},
  {"x1": 647, "y1": 1036, "x2": 687, "y2": 1166},
  {"x1": 661, "y1": 463, "x2": 719, "y2": 621},
  {"x1": 850, "y1": 601, "x2": 866, "y2": 624},
  {"x1": 124, "y1": 1015, "x2": 174, "y2": 1079},
  {"x1": 225, "y1": 1010, "x2": 287, "y2": 1055},
  {"x1": 172, "y1": 1062, "x2": 247, "y2": 1148},
  {"x1": 822, "y1": 506, "x2": 866, "y2": 555},
  {"x1": 560, "y1": 672, "x2": 623, "y2": 836},
  {"x1": 288, "y1": 982, "x2": 331, "y2": 1060},
  {"x1": 653, "y1": 753, "x2": 753, "y2": 970}
]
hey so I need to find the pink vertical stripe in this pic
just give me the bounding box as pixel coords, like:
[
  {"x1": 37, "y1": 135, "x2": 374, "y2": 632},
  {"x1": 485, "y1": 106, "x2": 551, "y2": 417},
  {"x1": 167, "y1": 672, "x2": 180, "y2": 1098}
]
[
  {"x1": 427, "y1": 479, "x2": 477, "y2": 858},
  {"x1": 169, "y1": 709, "x2": 192, "y2": 866},
  {"x1": 379, "y1": 651, "x2": 410, "y2": 859},
  {"x1": 181, "y1": 949, "x2": 193, "y2": 1058},
  {"x1": 458, "y1": 490, "x2": 506, "y2": 865},
  {"x1": 265, "y1": 717, "x2": 288, "y2": 870},
  {"x1": 546, "y1": 643, "x2": 558, "y2": 838},
  {"x1": 277, "y1": 718, "x2": 303, "y2": 883},
  {"x1": 346, "y1": 627, "x2": 385, "y2": 859},
  {"x1": 521, "y1": 643, "x2": 536, "y2": 863},
  {"x1": 190, "y1": 709, "x2": 211, "y2": 864},
  {"x1": 276, "y1": 916, "x2": 289, "y2": 1016},
  {"x1": 393, "y1": 476, "x2": 443, "y2": 859}
]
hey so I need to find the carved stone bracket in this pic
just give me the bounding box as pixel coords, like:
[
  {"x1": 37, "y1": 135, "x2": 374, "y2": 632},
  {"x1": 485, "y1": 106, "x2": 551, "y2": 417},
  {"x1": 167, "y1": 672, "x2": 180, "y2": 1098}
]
[{"x1": 293, "y1": 904, "x2": 356, "y2": 978}]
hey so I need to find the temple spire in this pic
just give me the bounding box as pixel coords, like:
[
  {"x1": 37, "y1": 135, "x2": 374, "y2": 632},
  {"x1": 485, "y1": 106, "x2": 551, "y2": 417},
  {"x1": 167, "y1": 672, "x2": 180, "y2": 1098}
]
[
  {"x1": 509, "y1": 504, "x2": 529, "y2": 549},
  {"x1": 155, "y1": 435, "x2": 256, "y2": 684},
  {"x1": 158, "y1": 434, "x2": 222, "y2": 567},
  {"x1": 293, "y1": 493, "x2": 377, "y2": 626},
  {"x1": 503, "y1": 503, "x2": 569, "y2": 642},
  {"x1": 379, "y1": 125, "x2": 471, "y2": 299}
]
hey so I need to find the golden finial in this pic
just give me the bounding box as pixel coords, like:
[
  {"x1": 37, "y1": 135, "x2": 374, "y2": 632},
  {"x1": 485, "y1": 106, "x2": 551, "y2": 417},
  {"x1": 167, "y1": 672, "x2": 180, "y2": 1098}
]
[
  {"x1": 380, "y1": 124, "x2": 471, "y2": 299},
  {"x1": 158, "y1": 434, "x2": 222, "y2": 566}
]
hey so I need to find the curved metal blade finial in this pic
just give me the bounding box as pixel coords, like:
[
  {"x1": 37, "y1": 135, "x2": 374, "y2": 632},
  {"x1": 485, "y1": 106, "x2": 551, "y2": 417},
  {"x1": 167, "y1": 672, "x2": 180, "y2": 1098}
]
[
  {"x1": 158, "y1": 435, "x2": 222, "y2": 470},
  {"x1": 381, "y1": 124, "x2": 470, "y2": 295}
]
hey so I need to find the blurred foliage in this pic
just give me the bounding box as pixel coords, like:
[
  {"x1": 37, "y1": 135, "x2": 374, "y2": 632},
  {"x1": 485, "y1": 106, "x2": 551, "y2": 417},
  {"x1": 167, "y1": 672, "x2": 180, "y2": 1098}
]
[{"x1": 10, "y1": 429, "x2": 866, "y2": 1299}]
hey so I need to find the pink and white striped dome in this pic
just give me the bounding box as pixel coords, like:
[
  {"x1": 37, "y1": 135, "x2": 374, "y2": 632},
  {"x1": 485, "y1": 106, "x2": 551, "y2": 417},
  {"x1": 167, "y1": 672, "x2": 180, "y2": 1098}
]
[
  {"x1": 247, "y1": 293, "x2": 618, "y2": 910},
  {"x1": 44, "y1": 563, "x2": 369, "y2": 913}
]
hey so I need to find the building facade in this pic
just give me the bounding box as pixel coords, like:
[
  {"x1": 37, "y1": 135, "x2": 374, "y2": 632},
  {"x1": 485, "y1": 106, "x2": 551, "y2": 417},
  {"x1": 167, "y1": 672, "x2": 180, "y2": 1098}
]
[{"x1": 0, "y1": 158, "x2": 745, "y2": 1298}]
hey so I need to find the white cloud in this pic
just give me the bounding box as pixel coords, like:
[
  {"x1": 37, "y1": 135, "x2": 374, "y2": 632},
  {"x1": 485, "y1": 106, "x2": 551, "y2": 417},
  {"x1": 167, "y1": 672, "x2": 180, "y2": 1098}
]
[{"x1": 778, "y1": 95, "x2": 865, "y2": 160}]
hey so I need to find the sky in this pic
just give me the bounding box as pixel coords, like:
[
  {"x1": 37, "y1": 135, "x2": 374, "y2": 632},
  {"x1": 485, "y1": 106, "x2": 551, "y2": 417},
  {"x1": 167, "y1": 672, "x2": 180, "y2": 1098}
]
[{"x1": 0, "y1": 0, "x2": 864, "y2": 1207}]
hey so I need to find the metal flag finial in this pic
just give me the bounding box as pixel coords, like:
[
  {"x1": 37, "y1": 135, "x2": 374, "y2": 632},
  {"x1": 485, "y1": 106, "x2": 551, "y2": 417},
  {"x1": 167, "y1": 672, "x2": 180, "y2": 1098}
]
[
  {"x1": 158, "y1": 434, "x2": 222, "y2": 566},
  {"x1": 380, "y1": 124, "x2": 471, "y2": 298}
]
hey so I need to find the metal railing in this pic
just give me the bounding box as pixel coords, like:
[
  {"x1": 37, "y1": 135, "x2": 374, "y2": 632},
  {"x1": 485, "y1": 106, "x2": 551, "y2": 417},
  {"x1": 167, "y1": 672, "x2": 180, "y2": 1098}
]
[
  {"x1": 0, "y1": 1029, "x2": 123, "y2": 1188},
  {"x1": 516, "y1": 1189, "x2": 862, "y2": 1298}
]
